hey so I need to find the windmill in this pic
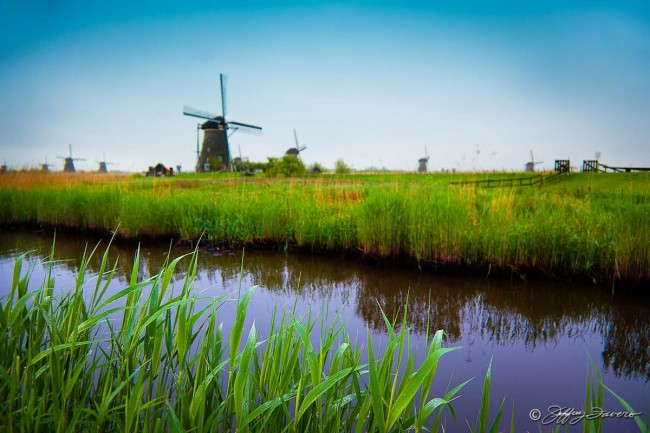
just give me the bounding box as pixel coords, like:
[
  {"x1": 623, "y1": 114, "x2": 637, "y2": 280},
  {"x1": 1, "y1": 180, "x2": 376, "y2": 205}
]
[
  {"x1": 524, "y1": 150, "x2": 543, "y2": 172},
  {"x1": 40, "y1": 156, "x2": 51, "y2": 172},
  {"x1": 285, "y1": 129, "x2": 307, "y2": 159},
  {"x1": 183, "y1": 73, "x2": 262, "y2": 172},
  {"x1": 233, "y1": 144, "x2": 251, "y2": 173},
  {"x1": 57, "y1": 144, "x2": 85, "y2": 172},
  {"x1": 97, "y1": 153, "x2": 114, "y2": 173},
  {"x1": 417, "y1": 146, "x2": 430, "y2": 173}
]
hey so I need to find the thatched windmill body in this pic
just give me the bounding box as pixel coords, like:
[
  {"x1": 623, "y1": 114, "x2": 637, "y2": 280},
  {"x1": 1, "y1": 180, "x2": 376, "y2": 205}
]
[
  {"x1": 40, "y1": 156, "x2": 51, "y2": 172},
  {"x1": 97, "y1": 153, "x2": 114, "y2": 173},
  {"x1": 183, "y1": 74, "x2": 262, "y2": 172},
  {"x1": 285, "y1": 129, "x2": 307, "y2": 159},
  {"x1": 417, "y1": 146, "x2": 430, "y2": 173},
  {"x1": 57, "y1": 144, "x2": 85, "y2": 172}
]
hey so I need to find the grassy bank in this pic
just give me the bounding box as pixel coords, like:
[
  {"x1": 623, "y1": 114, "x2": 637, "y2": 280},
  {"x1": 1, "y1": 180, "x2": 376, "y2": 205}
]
[
  {"x1": 2, "y1": 243, "x2": 647, "y2": 433},
  {"x1": 1, "y1": 171, "x2": 649, "y2": 283}
]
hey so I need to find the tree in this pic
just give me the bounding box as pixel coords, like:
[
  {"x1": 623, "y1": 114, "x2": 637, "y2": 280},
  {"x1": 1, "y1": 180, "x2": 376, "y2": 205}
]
[
  {"x1": 335, "y1": 159, "x2": 351, "y2": 174},
  {"x1": 266, "y1": 155, "x2": 306, "y2": 177}
]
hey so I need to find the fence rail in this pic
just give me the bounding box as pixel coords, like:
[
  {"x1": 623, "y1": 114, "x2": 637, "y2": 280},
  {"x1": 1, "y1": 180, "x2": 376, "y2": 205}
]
[{"x1": 449, "y1": 171, "x2": 567, "y2": 188}]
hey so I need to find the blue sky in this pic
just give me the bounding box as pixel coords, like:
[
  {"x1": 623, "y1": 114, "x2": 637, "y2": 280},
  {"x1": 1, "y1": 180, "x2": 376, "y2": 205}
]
[{"x1": 1, "y1": 1, "x2": 649, "y2": 172}]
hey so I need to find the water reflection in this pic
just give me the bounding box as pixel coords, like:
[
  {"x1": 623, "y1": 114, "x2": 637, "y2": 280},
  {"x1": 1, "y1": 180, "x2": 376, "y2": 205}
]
[{"x1": 0, "y1": 229, "x2": 648, "y2": 382}]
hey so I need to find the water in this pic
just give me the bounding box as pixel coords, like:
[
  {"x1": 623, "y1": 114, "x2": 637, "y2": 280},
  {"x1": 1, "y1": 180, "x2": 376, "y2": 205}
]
[{"x1": 1, "y1": 228, "x2": 648, "y2": 432}]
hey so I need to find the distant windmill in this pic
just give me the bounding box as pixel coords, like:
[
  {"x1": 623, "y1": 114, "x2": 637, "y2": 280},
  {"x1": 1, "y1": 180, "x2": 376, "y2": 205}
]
[
  {"x1": 417, "y1": 146, "x2": 430, "y2": 173},
  {"x1": 57, "y1": 144, "x2": 85, "y2": 172},
  {"x1": 285, "y1": 129, "x2": 307, "y2": 159},
  {"x1": 40, "y1": 156, "x2": 51, "y2": 172},
  {"x1": 233, "y1": 144, "x2": 251, "y2": 173},
  {"x1": 96, "y1": 153, "x2": 114, "y2": 173},
  {"x1": 1, "y1": 160, "x2": 7, "y2": 173},
  {"x1": 524, "y1": 150, "x2": 543, "y2": 172},
  {"x1": 183, "y1": 73, "x2": 262, "y2": 172}
]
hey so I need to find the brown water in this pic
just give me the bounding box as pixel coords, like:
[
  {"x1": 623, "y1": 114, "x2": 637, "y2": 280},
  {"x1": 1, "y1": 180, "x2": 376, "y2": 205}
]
[{"x1": 1, "y1": 228, "x2": 648, "y2": 432}]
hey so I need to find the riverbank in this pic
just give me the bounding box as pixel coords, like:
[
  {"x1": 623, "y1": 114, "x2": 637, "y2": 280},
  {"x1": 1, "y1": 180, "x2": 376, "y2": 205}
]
[{"x1": 1, "y1": 170, "x2": 649, "y2": 285}]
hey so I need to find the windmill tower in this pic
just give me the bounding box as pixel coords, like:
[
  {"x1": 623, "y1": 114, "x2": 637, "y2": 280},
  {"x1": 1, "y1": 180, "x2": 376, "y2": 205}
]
[
  {"x1": 524, "y1": 150, "x2": 543, "y2": 172},
  {"x1": 97, "y1": 153, "x2": 114, "y2": 173},
  {"x1": 183, "y1": 73, "x2": 262, "y2": 172},
  {"x1": 40, "y1": 156, "x2": 51, "y2": 172},
  {"x1": 285, "y1": 129, "x2": 307, "y2": 159},
  {"x1": 417, "y1": 146, "x2": 430, "y2": 173},
  {"x1": 57, "y1": 144, "x2": 85, "y2": 172}
]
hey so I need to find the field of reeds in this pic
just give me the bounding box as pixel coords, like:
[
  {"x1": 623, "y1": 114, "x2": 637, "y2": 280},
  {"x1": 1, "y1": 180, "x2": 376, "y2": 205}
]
[
  {"x1": 1, "y1": 242, "x2": 647, "y2": 432},
  {"x1": 0, "y1": 170, "x2": 649, "y2": 284}
]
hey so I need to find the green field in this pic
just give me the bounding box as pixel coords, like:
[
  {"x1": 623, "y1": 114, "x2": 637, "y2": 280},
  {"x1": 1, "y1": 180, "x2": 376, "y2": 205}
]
[{"x1": 1, "y1": 170, "x2": 649, "y2": 284}]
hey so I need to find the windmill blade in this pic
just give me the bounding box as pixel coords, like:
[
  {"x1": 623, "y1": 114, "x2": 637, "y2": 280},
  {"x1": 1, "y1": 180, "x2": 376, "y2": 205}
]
[
  {"x1": 294, "y1": 129, "x2": 299, "y2": 148},
  {"x1": 228, "y1": 121, "x2": 262, "y2": 135},
  {"x1": 220, "y1": 73, "x2": 228, "y2": 118},
  {"x1": 298, "y1": 145, "x2": 307, "y2": 152},
  {"x1": 530, "y1": 150, "x2": 534, "y2": 163},
  {"x1": 183, "y1": 105, "x2": 218, "y2": 120},
  {"x1": 74, "y1": 158, "x2": 87, "y2": 161}
]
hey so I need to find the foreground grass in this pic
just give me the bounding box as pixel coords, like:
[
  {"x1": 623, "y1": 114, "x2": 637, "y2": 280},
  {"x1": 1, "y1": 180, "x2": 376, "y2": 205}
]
[
  {"x1": 1, "y1": 171, "x2": 649, "y2": 283},
  {"x1": 1, "y1": 243, "x2": 647, "y2": 433},
  {"x1": 0, "y1": 240, "x2": 472, "y2": 433}
]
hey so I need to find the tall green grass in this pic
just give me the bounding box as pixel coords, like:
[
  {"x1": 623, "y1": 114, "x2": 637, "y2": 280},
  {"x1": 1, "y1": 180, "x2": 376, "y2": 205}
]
[
  {"x1": 0, "y1": 241, "x2": 471, "y2": 432},
  {"x1": 1, "y1": 242, "x2": 647, "y2": 432},
  {"x1": 1, "y1": 171, "x2": 649, "y2": 283}
]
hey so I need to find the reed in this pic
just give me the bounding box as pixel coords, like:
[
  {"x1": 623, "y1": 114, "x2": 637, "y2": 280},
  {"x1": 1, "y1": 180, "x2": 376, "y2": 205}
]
[
  {"x1": 0, "y1": 241, "x2": 469, "y2": 432},
  {"x1": 1, "y1": 171, "x2": 648, "y2": 283}
]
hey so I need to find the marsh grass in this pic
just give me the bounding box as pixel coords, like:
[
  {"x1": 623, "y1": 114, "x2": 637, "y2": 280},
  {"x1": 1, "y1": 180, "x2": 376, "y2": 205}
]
[{"x1": 1, "y1": 171, "x2": 649, "y2": 283}]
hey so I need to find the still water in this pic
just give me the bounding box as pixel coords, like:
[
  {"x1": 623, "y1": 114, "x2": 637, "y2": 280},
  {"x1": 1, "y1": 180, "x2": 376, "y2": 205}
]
[{"x1": 1, "y1": 229, "x2": 648, "y2": 432}]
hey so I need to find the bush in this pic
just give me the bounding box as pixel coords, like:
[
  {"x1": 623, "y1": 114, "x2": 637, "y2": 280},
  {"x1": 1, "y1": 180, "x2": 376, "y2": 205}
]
[
  {"x1": 335, "y1": 159, "x2": 351, "y2": 174},
  {"x1": 267, "y1": 156, "x2": 306, "y2": 177}
]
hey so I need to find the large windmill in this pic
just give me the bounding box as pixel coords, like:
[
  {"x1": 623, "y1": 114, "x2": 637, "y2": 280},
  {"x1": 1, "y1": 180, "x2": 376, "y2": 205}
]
[
  {"x1": 57, "y1": 144, "x2": 85, "y2": 172},
  {"x1": 97, "y1": 153, "x2": 114, "y2": 173},
  {"x1": 524, "y1": 150, "x2": 543, "y2": 173},
  {"x1": 417, "y1": 146, "x2": 430, "y2": 173},
  {"x1": 285, "y1": 129, "x2": 307, "y2": 159},
  {"x1": 183, "y1": 73, "x2": 262, "y2": 172}
]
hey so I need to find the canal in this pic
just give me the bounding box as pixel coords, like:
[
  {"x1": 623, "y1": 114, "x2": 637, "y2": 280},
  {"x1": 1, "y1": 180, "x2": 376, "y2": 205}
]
[{"x1": 1, "y1": 228, "x2": 648, "y2": 432}]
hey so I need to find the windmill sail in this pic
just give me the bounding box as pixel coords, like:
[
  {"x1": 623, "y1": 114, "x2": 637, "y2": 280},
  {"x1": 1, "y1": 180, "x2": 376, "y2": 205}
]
[
  {"x1": 220, "y1": 73, "x2": 228, "y2": 117},
  {"x1": 229, "y1": 120, "x2": 262, "y2": 134},
  {"x1": 183, "y1": 105, "x2": 219, "y2": 120}
]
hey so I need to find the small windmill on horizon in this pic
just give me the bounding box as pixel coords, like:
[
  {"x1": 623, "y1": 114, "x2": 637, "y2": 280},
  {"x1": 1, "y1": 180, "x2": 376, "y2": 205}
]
[
  {"x1": 57, "y1": 144, "x2": 85, "y2": 172},
  {"x1": 97, "y1": 153, "x2": 114, "y2": 173},
  {"x1": 417, "y1": 146, "x2": 430, "y2": 173},
  {"x1": 525, "y1": 150, "x2": 543, "y2": 172},
  {"x1": 183, "y1": 73, "x2": 262, "y2": 172},
  {"x1": 40, "y1": 156, "x2": 51, "y2": 172},
  {"x1": 285, "y1": 129, "x2": 307, "y2": 159}
]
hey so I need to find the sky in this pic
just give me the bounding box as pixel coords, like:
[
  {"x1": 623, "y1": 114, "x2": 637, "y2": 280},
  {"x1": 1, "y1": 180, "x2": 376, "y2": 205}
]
[{"x1": 1, "y1": 0, "x2": 649, "y2": 172}]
